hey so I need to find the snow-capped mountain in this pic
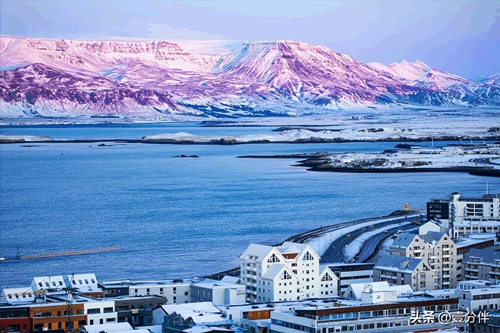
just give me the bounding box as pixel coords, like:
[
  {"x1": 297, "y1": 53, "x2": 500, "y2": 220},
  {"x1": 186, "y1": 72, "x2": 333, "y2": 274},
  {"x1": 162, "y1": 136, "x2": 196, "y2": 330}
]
[{"x1": 1, "y1": 36, "x2": 499, "y2": 119}]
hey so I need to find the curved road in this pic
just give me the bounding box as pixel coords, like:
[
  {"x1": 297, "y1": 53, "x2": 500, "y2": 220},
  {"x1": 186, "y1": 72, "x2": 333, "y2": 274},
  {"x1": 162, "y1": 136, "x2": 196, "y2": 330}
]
[
  {"x1": 205, "y1": 212, "x2": 426, "y2": 279},
  {"x1": 320, "y1": 215, "x2": 427, "y2": 263},
  {"x1": 356, "y1": 224, "x2": 418, "y2": 262}
]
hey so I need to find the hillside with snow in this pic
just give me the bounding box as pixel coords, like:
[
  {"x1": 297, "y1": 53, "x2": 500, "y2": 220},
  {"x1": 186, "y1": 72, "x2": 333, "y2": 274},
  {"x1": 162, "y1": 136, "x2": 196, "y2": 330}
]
[{"x1": 1, "y1": 36, "x2": 499, "y2": 120}]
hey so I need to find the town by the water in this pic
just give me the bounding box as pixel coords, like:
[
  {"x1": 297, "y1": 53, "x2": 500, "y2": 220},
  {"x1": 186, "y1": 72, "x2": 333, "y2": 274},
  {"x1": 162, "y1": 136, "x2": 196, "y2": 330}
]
[{"x1": 2, "y1": 190, "x2": 500, "y2": 333}]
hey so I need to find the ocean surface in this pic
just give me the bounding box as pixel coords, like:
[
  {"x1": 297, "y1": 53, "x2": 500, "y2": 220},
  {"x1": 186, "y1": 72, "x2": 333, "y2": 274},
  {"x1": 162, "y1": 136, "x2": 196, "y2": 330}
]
[{"x1": 1, "y1": 123, "x2": 499, "y2": 288}]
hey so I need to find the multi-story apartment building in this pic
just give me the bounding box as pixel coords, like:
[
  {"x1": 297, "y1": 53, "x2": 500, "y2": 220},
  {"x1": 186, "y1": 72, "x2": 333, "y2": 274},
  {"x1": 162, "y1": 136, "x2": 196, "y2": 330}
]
[
  {"x1": 462, "y1": 248, "x2": 500, "y2": 282},
  {"x1": 190, "y1": 279, "x2": 245, "y2": 306},
  {"x1": 389, "y1": 232, "x2": 462, "y2": 289},
  {"x1": 455, "y1": 280, "x2": 500, "y2": 313},
  {"x1": 0, "y1": 306, "x2": 31, "y2": 333},
  {"x1": 373, "y1": 255, "x2": 435, "y2": 291},
  {"x1": 101, "y1": 280, "x2": 190, "y2": 303},
  {"x1": 29, "y1": 302, "x2": 87, "y2": 332},
  {"x1": 327, "y1": 263, "x2": 374, "y2": 296},
  {"x1": 269, "y1": 295, "x2": 463, "y2": 333},
  {"x1": 427, "y1": 192, "x2": 500, "y2": 237},
  {"x1": 239, "y1": 242, "x2": 338, "y2": 303},
  {"x1": 83, "y1": 299, "x2": 117, "y2": 326}
]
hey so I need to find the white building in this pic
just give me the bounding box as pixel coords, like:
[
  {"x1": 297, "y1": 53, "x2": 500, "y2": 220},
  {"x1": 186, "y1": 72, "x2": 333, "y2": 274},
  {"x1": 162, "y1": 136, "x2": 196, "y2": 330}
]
[
  {"x1": 190, "y1": 279, "x2": 245, "y2": 306},
  {"x1": 456, "y1": 282, "x2": 500, "y2": 312},
  {"x1": 427, "y1": 192, "x2": 500, "y2": 237},
  {"x1": 84, "y1": 299, "x2": 118, "y2": 326},
  {"x1": 31, "y1": 273, "x2": 101, "y2": 296},
  {"x1": 419, "y1": 221, "x2": 442, "y2": 235},
  {"x1": 344, "y1": 281, "x2": 413, "y2": 301},
  {"x1": 0, "y1": 287, "x2": 35, "y2": 304},
  {"x1": 239, "y1": 242, "x2": 338, "y2": 303},
  {"x1": 128, "y1": 281, "x2": 190, "y2": 304},
  {"x1": 327, "y1": 263, "x2": 374, "y2": 295}
]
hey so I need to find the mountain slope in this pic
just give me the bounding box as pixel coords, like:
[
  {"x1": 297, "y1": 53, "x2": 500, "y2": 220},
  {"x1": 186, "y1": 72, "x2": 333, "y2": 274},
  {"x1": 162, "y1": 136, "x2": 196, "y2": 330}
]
[{"x1": 1, "y1": 36, "x2": 499, "y2": 119}]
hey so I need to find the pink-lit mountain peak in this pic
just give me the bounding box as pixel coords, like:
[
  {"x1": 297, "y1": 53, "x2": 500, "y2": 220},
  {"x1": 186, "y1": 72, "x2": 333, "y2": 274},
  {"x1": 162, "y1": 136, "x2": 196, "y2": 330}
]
[{"x1": 1, "y1": 35, "x2": 499, "y2": 118}]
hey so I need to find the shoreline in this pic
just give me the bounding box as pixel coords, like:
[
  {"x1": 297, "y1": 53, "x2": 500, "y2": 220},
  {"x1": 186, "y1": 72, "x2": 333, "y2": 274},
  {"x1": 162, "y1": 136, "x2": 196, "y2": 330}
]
[{"x1": 1, "y1": 135, "x2": 499, "y2": 145}]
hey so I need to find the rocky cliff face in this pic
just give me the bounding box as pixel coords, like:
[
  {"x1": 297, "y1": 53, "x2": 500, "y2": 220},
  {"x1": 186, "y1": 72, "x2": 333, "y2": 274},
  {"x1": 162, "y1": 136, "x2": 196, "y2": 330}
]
[{"x1": 1, "y1": 36, "x2": 499, "y2": 119}]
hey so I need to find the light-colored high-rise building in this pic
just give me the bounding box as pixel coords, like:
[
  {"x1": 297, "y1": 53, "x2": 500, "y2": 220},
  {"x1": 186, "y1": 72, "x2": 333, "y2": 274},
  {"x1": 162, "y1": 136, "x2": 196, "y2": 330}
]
[
  {"x1": 427, "y1": 192, "x2": 500, "y2": 237},
  {"x1": 239, "y1": 242, "x2": 338, "y2": 303},
  {"x1": 389, "y1": 232, "x2": 462, "y2": 289}
]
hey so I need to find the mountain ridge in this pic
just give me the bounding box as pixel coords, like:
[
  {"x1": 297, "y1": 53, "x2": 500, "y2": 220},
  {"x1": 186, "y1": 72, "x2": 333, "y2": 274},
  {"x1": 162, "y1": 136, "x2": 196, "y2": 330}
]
[{"x1": 1, "y1": 36, "x2": 499, "y2": 119}]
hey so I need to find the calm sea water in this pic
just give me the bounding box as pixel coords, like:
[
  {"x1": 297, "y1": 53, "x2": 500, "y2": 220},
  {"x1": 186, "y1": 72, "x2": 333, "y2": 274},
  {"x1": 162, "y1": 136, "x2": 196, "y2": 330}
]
[{"x1": 1, "y1": 123, "x2": 499, "y2": 288}]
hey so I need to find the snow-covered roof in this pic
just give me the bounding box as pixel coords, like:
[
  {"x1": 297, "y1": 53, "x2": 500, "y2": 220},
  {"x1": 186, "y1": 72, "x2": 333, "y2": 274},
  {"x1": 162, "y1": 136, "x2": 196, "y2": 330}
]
[
  {"x1": 182, "y1": 327, "x2": 233, "y2": 333},
  {"x1": 464, "y1": 248, "x2": 500, "y2": 264},
  {"x1": 262, "y1": 264, "x2": 287, "y2": 280},
  {"x1": 278, "y1": 242, "x2": 308, "y2": 255},
  {"x1": 191, "y1": 279, "x2": 243, "y2": 290},
  {"x1": 239, "y1": 244, "x2": 273, "y2": 261},
  {"x1": 158, "y1": 302, "x2": 228, "y2": 326},
  {"x1": 0, "y1": 287, "x2": 35, "y2": 304},
  {"x1": 374, "y1": 255, "x2": 422, "y2": 274},
  {"x1": 345, "y1": 281, "x2": 413, "y2": 300},
  {"x1": 420, "y1": 232, "x2": 446, "y2": 247},
  {"x1": 389, "y1": 233, "x2": 416, "y2": 249},
  {"x1": 83, "y1": 322, "x2": 134, "y2": 333},
  {"x1": 32, "y1": 273, "x2": 99, "y2": 293},
  {"x1": 220, "y1": 276, "x2": 240, "y2": 284}
]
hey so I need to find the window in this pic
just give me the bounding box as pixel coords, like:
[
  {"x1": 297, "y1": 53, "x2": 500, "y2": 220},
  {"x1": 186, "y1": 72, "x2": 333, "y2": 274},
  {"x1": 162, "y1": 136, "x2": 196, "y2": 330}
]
[
  {"x1": 79, "y1": 280, "x2": 83, "y2": 284},
  {"x1": 268, "y1": 253, "x2": 281, "y2": 263},
  {"x1": 106, "y1": 318, "x2": 116, "y2": 322},
  {"x1": 282, "y1": 271, "x2": 292, "y2": 280},
  {"x1": 160, "y1": 288, "x2": 163, "y2": 294},
  {"x1": 303, "y1": 252, "x2": 314, "y2": 260},
  {"x1": 85, "y1": 279, "x2": 89, "y2": 284}
]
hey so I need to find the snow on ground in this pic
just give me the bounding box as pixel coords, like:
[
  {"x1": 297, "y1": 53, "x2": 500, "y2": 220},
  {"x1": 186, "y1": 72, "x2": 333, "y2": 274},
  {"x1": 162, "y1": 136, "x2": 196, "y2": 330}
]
[
  {"x1": 305, "y1": 214, "x2": 422, "y2": 256},
  {"x1": 343, "y1": 222, "x2": 411, "y2": 261},
  {"x1": 0, "y1": 135, "x2": 51, "y2": 141},
  {"x1": 326, "y1": 149, "x2": 500, "y2": 169},
  {"x1": 143, "y1": 112, "x2": 500, "y2": 143}
]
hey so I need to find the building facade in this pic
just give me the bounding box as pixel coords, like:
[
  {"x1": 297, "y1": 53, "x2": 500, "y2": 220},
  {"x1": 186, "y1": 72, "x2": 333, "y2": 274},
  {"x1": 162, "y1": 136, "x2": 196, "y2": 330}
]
[
  {"x1": 373, "y1": 255, "x2": 435, "y2": 291},
  {"x1": 239, "y1": 243, "x2": 338, "y2": 303},
  {"x1": 427, "y1": 192, "x2": 500, "y2": 237},
  {"x1": 463, "y1": 249, "x2": 500, "y2": 282},
  {"x1": 83, "y1": 299, "x2": 117, "y2": 326},
  {"x1": 389, "y1": 232, "x2": 462, "y2": 289},
  {"x1": 190, "y1": 280, "x2": 245, "y2": 306},
  {"x1": 270, "y1": 297, "x2": 463, "y2": 333}
]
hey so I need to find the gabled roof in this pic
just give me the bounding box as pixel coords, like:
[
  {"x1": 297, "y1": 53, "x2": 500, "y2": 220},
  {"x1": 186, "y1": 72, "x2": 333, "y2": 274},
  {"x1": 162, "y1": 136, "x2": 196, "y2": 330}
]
[
  {"x1": 0, "y1": 287, "x2": 35, "y2": 304},
  {"x1": 278, "y1": 242, "x2": 309, "y2": 255},
  {"x1": 319, "y1": 266, "x2": 339, "y2": 281},
  {"x1": 262, "y1": 264, "x2": 287, "y2": 280},
  {"x1": 374, "y1": 255, "x2": 422, "y2": 274},
  {"x1": 390, "y1": 233, "x2": 416, "y2": 249},
  {"x1": 420, "y1": 232, "x2": 447, "y2": 247},
  {"x1": 465, "y1": 248, "x2": 500, "y2": 264},
  {"x1": 239, "y1": 244, "x2": 273, "y2": 261}
]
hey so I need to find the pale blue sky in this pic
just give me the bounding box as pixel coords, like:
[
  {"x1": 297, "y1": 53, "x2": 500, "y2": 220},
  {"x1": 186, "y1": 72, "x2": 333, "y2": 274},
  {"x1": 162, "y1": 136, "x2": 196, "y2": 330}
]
[{"x1": 1, "y1": 0, "x2": 498, "y2": 79}]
